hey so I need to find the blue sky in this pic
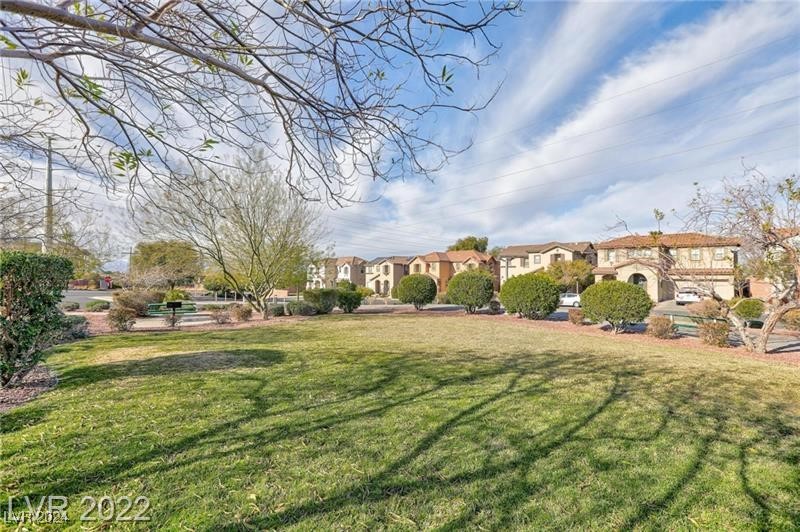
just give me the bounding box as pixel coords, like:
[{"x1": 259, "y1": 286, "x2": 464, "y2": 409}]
[{"x1": 324, "y1": 1, "x2": 800, "y2": 259}]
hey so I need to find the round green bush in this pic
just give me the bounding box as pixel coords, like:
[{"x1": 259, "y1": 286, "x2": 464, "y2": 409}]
[
  {"x1": 581, "y1": 280, "x2": 653, "y2": 333},
  {"x1": 447, "y1": 270, "x2": 494, "y2": 313},
  {"x1": 396, "y1": 274, "x2": 437, "y2": 310},
  {"x1": 61, "y1": 301, "x2": 80, "y2": 312},
  {"x1": 337, "y1": 290, "x2": 363, "y2": 313},
  {"x1": 85, "y1": 300, "x2": 110, "y2": 312},
  {"x1": 286, "y1": 300, "x2": 316, "y2": 316},
  {"x1": 107, "y1": 307, "x2": 137, "y2": 332},
  {"x1": 163, "y1": 288, "x2": 191, "y2": 302},
  {"x1": 729, "y1": 298, "x2": 765, "y2": 320},
  {"x1": 303, "y1": 288, "x2": 338, "y2": 314},
  {"x1": 499, "y1": 273, "x2": 560, "y2": 320},
  {"x1": 356, "y1": 286, "x2": 374, "y2": 299}
]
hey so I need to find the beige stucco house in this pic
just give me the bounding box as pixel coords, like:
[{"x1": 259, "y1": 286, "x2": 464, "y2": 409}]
[
  {"x1": 335, "y1": 256, "x2": 366, "y2": 287},
  {"x1": 498, "y1": 241, "x2": 596, "y2": 285},
  {"x1": 592, "y1": 232, "x2": 741, "y2": 301},
  {"x1": 365, "y1": 256, "x2": 411, "y2": 295},
  {"x1": 407, "y1": 250, "x2": 500, "y2": 293},
  {"x1": 306, "y1": 258, "x2": 337, "y2": 289}
]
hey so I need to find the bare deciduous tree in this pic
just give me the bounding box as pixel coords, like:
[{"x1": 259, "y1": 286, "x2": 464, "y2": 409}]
[
  {"x1": 143, "y1": 158, "x2": 325, "y2": 318},
  {"x1": 687, "y1": 170, "x2": 799, "y2": 353},
  {"x1": 1, "y1": 0, "x2": 516, "y2": 205}
]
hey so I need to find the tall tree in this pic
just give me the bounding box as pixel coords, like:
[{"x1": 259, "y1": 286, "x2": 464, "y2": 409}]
[
  {"x1": 687, "y1": 170, "x2": 798, "y2": 353},
  {"x1": 448, "y1": 236, "x2": 489, "y2": 253},
  {"x1": 1, "y1": 1, "x2": 516, "y2": 206},
  {"x1": 130, "y1": 240, "x2": 202, "y2": 289},
  {"x1": 143, "y1": 158, "x2": 325, "y2": 318},
  {"x1": 546, "y1": 259, "x2": 594, "y2": 293}
]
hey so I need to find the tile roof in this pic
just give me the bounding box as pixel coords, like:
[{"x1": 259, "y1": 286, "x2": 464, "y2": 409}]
[
  {"x1": 336, "y1": 256, "x2": 365, "y2": 265},
  {"x1": 499, "y1": 241, "x2": 594, "y2": 257},
  {"x1": 595, "y1": 232, "x2": 740, "y2": 249},
  {"x1": 370, "y1": 255, "x2": 412, "y2": 265},
  {"x1": 419, "y1": 250, "x2": 494, "y2": 263}
]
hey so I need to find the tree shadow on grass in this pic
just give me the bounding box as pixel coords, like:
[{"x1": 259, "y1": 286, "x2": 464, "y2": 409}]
[{"x1": 54, "y1": 349, "x2": 286, "y2": 389}]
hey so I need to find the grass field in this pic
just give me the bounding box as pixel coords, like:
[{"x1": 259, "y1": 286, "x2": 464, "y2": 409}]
[{"x1": 2, "y1": 314, "x2": 799, "y2": 530}]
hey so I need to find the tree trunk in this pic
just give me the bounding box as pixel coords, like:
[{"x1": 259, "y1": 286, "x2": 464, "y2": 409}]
[
  {"x1": 755, "y1": 300, "x2": 800, "y2": 354},
  {"x1": 725, "y1": 311, "x2": 755, "y2": 352}
]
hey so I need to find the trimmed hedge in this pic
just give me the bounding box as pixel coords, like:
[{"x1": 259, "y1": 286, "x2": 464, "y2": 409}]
[
  {"x1": 271, "y1": 304, "x2": 286, "y2": 317},
  {"x1": 287, "y1": 301, "x2": 316, "y2": 316},
  {"x1": 499, "y1": 273, "x2": 560, "y2": 320},
  {"x1": 581, "y1": 280, "x2": 652, "y2": 333},
  {"x1": 303, "y1": 288, "x2": 338, "y2": 314},
  {"x1": 164, "y1": 288, "x2": 192, "y2": 302},
  {"x1": 447, "y1": 270, "x2": 494, "y2": 313},
  {"x1": 85, "y1": 300, "x2": 110, "y2": 312},
  {"x1": 729, "y1": 298, "x2": 765, "y2": 321},
  {"x1": 337, "y1": 290, "x2": 363, "y2": 313},
  {"x1": 396, "y1": 274, "x2": 437, "y2": 310}
]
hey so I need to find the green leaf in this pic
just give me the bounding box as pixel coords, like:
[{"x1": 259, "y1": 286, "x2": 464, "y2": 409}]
[{"x1": 0, "y1": 35, "x2": 18, "y2": 50}]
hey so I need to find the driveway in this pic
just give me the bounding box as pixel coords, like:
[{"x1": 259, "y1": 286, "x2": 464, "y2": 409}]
[{"x1": 63, "y1": 290, "x2": 113, "y2": 306}]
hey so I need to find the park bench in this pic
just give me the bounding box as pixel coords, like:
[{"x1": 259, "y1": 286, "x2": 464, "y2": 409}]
[{"x1": 146, "y1": 301, "x2": 198, "y2": 316}]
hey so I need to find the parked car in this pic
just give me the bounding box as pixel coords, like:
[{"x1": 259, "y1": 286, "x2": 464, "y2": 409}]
[
  {"x1": 559, "y1": 292, "x2": 581, "y2": 307},
  {"x1": 675, "y1": 288, "x2": 704, "y2": 305}
]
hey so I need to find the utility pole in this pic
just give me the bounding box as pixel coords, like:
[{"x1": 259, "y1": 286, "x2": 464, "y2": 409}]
[{"x1": 43, "y1": 138, "x2": 54, "y2": 253}]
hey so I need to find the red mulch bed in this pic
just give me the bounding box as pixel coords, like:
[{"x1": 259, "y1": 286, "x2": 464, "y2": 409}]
[{"x1": 0, "y1": 365, "x2": 58, "y2": 413}]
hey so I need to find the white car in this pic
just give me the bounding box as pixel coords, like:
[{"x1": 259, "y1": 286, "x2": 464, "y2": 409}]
[
  {"x1": 675, "y1": 288, "x2": 704, "y2": 305},
  {"x1": 559, "y1": 292, "x2": 581, "y2": 307}
]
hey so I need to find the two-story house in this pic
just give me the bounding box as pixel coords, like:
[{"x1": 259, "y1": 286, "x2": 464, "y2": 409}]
[
  {"x1": 335, "y1": 256, "x2": 366, "y2": 287},
  {"x1": 498, "y1": 241, "x2": 596, "y2": 285},
  {"x1": 592, "y1": 232, "x2": 741, "y2": 301},
  {"x1": 365, "y1": 256, "x2": 411, "y2": 296},
  {"x1": 407, "y1": 250, "x2": 500, "y2": 293},
  {"x1": 306, "y1": 258, "x2": 337, "y2": 289}
]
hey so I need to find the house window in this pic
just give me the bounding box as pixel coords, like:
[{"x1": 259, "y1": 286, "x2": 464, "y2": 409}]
[
  {"x1": 521, "y1": 258, "x2": 529, "y2": 268},
  {"x1": 431, "y1": 263, "x2": 437, "y2": 272},
  {"x1": 628, "y1": 248, "x2": 637, "y2": 258},
  {"x1": 606, "y1": 250, "x2": 616, "y2": 262},
  {"x1": 643, "y1": 248, "x2": 652, "y2": 258},
  {"x1": 383, "y1": 265, "x2": 390, "y2": 275},
  {"x1": 343, "y1": 265, "x2": 349, "y2": 276},
  {"x1": 714, "y1": 248, "x2": 725, "y2": 260},
  {"x1": 690, "y1": 248, "x2": 701, "y2": 261},
  {"x1": 413, "y1": 264, "x2": 421, "y2": 273},
  {"x1": 533, "y1": 255, "x2": 541, "y2": 264},
  {"x1": 668, "y1": 249, "x2": 677, "y2": 258}
]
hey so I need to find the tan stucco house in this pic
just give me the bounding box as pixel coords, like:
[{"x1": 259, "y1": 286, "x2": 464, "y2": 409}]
[
  {"x1": 365, "y1": 256, "x2": 411, "y2": 295},
  {"x1": 498, "y1": 241, "x2": 596, "y2": 285},
  {"x1": 407, "y1": 250, "x2": 500, "y2": 293},
  {"x1": 306, "y1": 258, "x2": 337, "y2": 289},
  {"x1": 335, "y1": 256, "x2": 366, "y2": 287},
  {"x1": 592, "y1": 232, "x2": 741, "y2": 301}
]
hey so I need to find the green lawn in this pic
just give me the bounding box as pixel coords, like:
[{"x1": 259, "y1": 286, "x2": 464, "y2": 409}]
[{"x1": 2, "y1": 315, "x2": 799, "y2": 530}]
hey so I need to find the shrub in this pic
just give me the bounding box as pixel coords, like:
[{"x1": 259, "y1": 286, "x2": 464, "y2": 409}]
[
  {"x1": 487, "y1": 300, "x2": 503, "y2": 315},
  {"x1": 203, "y1": 272, "x2": 229, "y2": 294},
  {"x1": 61, "y1": 301, "x2": 80, "y2": 312},
  {"x1": 698, "y1": 321, "x2": 730, "y2": 347},
  {"x1": 113, "y1": 290, "x2": 165, "y2": 317},
  {"x1": 163, "y1": 313, "x2": 182, "y2": 328},
  {"x1": 568, "y1": 308, "x2": 585, "y2": 325},
  {"x1": 447, "y1": 270, "x2": 494, "y2": 313},
  {"x1": 784, "y1": 309, "x2": 800, "y2": 331},
  {"x1": 85, "y1": 300, "x2": 111, "y2": 312},
  {"x1": 356, "y1": 286, "x2": 374, "y2": 299},
  {"x1": 231, "y1": 303, "x2": 254, "y2": 322},
  {"x1": 337, "y1": 290, "x2": 363, "y2": 313},
  {"x1": 337, "y1": 280, "x2": 356, "y2": 291},
  {"x1": 207, "y1": 305, "x2": 231, "y2": 324},
  {"x1": 390, "y1": 284, "x2": 399, "y2": 299},
  {"x1": 581, "y1": 280, "x2": 653, "y2": 333},
  {"x1": 647, "y1": 316, "x2": 677, "y2": 339},
  {"x1": 163, "y1": 288, "x2": 191, "y2": 302},
  {"x1": 687, "y1": 299, "x2": 723, "y2": 319},
  {"x1": 499, "y1": 273, "x2": 560, "y2": 320},
  {"x1": 271, "y1": 304, "x2": 286, "y2": 317},
  {"x1": 436, "y1": 292, "x2": 450, "y2": 304},
  {"x1": 729, "y1": 298, "x2": 765, "y2": 320},
  {"x1": 303, "y1": 288, "x2": 338, "y2": 314},
  {"x1": 286, "y1": 301, "x2": 316, "y2": 316},
  {"x1": 396, "y1": 274, "x2": 437, "y2": 310},
  {"x1": 0, "y1": 251, "x2": 73, "y2": 387},
  {"x1": 57, "y1": 314, "x2": 90, "y2": 341},
  {"x1": 107, "y1": 307, "x2": 137, "y2": 332}
]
